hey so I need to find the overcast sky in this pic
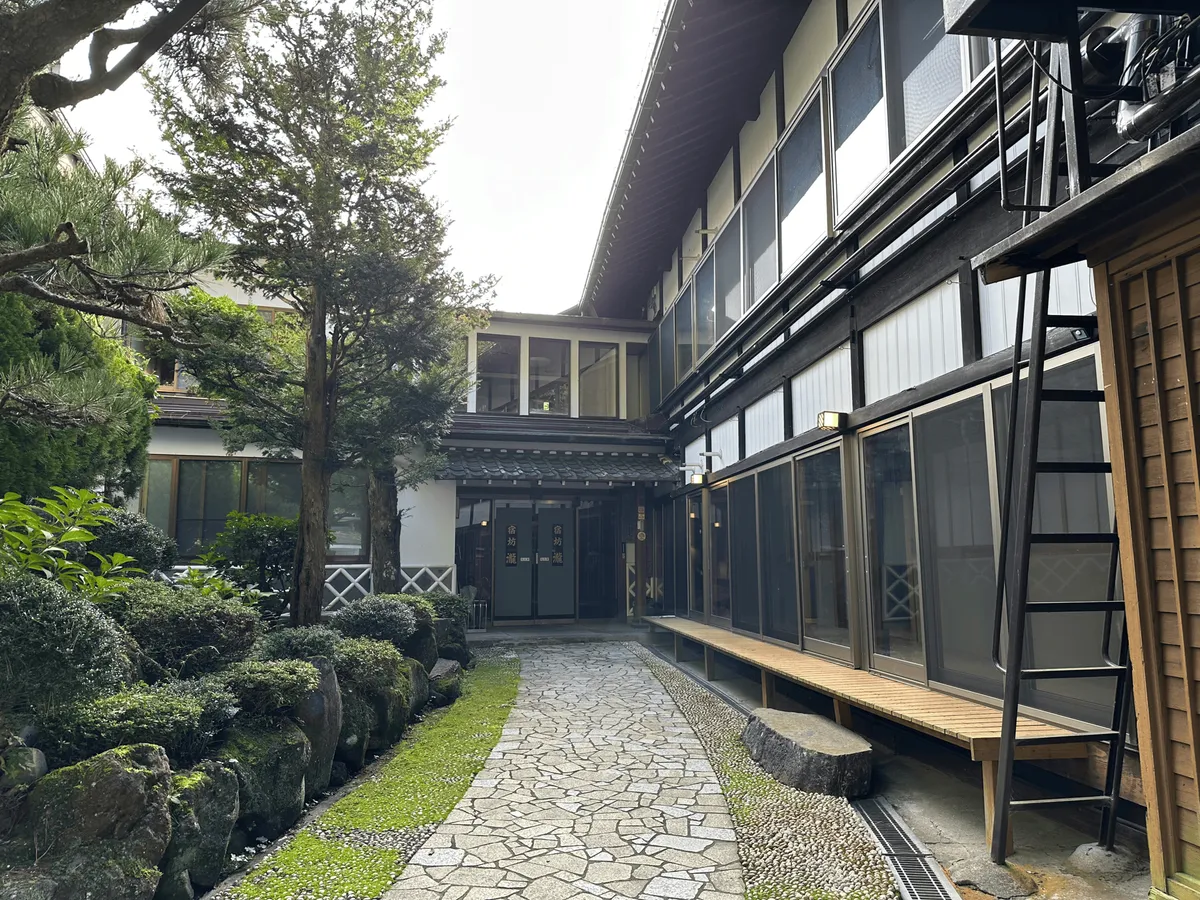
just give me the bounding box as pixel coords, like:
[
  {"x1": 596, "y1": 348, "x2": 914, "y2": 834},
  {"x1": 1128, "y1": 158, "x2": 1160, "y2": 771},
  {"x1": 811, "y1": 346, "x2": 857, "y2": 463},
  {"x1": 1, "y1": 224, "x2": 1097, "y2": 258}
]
[{"x1": 59, "y1": 0, "x2": 666, "y2": 315}]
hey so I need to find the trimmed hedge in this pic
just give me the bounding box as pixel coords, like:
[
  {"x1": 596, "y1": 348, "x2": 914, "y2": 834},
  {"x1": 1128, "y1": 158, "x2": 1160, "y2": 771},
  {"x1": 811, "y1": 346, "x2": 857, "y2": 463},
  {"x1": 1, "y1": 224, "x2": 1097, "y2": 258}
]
[
  {"x1": 424, "y1": 590, "x2": 470, "y2": 630},
  {"x1": 253, "y1": 625, "x2": 343, "y2": 662},
  {"x1": 36, "y1": 679, "x2": 235, "y2": 767},
  {"x1": 220, "y1": 660, "x2": 320, "y2": 717},
  {"x1": 119, "y1": 580, "x2": 261, "y2": 677},
  {"x1": 331, "y1": 638, "x2": 406, "y2": 705},
  {"x1": 0, "y1": 575, "x2": 132, "y2": 715},
  {"x1": 330, "y1": 595, "x2": 416, "y2": 649},
  {"x1": 84, "y1": 509, "x2": 177, "y2": 574}
]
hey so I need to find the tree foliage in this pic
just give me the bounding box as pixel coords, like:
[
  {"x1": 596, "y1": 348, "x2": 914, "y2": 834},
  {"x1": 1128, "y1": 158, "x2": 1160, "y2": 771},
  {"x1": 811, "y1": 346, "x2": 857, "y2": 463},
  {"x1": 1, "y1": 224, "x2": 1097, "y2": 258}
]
[{"x1": 151, "y1": 0, "x2": 490, "y2": 624}]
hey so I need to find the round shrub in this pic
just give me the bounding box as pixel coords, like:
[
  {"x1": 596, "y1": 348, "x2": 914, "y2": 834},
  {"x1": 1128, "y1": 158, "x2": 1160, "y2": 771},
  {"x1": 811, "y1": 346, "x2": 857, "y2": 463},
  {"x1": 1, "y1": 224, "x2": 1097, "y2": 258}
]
[
  {"x1": 331, "y1": 637, "x2": 405, "y2": 704},
  {"x1": 0, "y1": 576, "x2": 132, "y2": 715},
  {"x1": 381, "y1": 592, "x2": 434, "y2": 625},
  {"x1": 425, "y1": 590, "x2": 471, "y2": 629},
  {"x1": 119, "y1": 580, "x2": 262, "y2": 676},
  {"x1": 252, "y1": 625, "x2": 343, "y2": 662},
  {"x1": 84, "y1": 509, "x2": 177, "y2": 574},
  {"x1": 330, "y1": 595, "x2": 416, "y2": 649},
  {"x1": 219, "y1": 660, "x2": 320, "y2": 717},
  {"x1": 36, "y1": 679, "x2": 236, "y2": 767}
]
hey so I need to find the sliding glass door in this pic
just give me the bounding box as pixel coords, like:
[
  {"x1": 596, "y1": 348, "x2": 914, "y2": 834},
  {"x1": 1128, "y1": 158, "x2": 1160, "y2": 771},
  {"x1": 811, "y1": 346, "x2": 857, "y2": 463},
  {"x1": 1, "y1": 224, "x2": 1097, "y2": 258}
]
[{"x1": 796, "y1": 443, "x2": 853, "y2": 661}]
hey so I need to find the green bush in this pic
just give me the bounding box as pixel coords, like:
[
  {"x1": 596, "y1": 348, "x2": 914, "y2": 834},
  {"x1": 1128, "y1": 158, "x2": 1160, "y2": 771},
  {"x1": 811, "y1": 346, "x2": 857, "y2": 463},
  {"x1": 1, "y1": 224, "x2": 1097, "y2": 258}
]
[
  {"x1": 119, "y1": 580, "x2": 261, "y2": 677},
  {"x1": 220, "y1": 660, "x2": 320, "y2": 717},
  {"x1": 253, "y1": 625, "x2": 344, "y2": 662},
  {"x1": 0, "y1": 576, "x2": 132, "y2": 715},
  {"x1": 36, "y1": 679, "x2": 235, "y2": 767},
  {"x1": 424, "y1": 590, "x2": 470, "y2": 629},
  {"x1": 204, "y1": 512, "x2": 298, "y2": 595},
  {"x1": 378, "y1": 593, "x2": 434, "y2": 625},
  {"x1": 82, "y1": 509, "x2": 177, "y2": 575},
  {"x1": 331, "y1": 638, "x2": 406, "y2": 704},
  {"x1": 331, "y1": 595, "x2": 416, "y2": 649}
]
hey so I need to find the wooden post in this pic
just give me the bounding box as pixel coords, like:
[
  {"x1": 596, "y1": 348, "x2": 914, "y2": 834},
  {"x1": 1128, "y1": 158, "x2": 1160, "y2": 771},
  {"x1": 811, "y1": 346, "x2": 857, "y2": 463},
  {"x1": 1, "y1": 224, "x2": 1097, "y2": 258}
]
[
  {"x1": 760, "y1": 670, "x2": 776, "y2": 709},
  {"x1": 704, "y1": 646, "x2": 716, "y2": 681},
  {"x1": 982, "y1": 760, "x2": 1015, "y2": 857},
  {"x1": 674, "y1": 633, "x2": 683, "y2": 662},
  {"x1": 833, "y1": 698, "x2": 854, "y2": 730}
]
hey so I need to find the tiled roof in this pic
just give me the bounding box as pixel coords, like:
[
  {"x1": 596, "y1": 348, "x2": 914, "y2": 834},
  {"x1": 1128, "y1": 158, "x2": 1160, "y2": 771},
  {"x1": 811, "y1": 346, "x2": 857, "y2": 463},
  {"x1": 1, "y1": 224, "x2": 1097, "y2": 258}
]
[{"x1": 438, "y1": 447, "x2": 679, "y2": 484}]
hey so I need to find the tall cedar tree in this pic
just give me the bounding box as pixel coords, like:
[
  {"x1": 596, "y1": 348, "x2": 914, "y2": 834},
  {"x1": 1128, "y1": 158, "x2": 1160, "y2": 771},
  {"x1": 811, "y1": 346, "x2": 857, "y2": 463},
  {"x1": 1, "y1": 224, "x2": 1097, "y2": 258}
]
[{"x1": 152, "y1": 0, "x2": 489, "y2": 623}]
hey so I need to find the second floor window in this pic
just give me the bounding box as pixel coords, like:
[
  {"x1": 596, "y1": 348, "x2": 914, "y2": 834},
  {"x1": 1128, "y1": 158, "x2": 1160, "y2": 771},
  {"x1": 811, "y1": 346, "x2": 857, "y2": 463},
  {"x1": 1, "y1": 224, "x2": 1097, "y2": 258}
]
[
  {"x1": 529, "y1": 337, "x2": 570, "y2": 415},
  {"x1": 579, "y1": 342, "x2": 619, "y2": 418},
  {"x1": 476, "y1": 335, "x2": 520, "y2": 414}
]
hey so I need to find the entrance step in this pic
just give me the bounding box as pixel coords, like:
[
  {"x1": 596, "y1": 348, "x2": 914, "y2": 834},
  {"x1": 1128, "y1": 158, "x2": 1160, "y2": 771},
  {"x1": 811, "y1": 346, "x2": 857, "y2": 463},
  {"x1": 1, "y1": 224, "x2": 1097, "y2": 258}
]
[{"x1": 741, "y1": 707, "x2": 872, "y2": 798}]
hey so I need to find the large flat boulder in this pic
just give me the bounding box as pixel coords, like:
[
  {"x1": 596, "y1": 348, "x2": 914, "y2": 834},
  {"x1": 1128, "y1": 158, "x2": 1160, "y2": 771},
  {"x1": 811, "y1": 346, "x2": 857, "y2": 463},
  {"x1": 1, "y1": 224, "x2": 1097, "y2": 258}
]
[
  {"x1": 741, "y1": 708, "x2": 872, "y2": 798},
  {"x1": 215, "y1": 721, "x2": 310, "y2": 841},
  {"x1": 429, "y1": 658, "x2": 462, "y2": 707},
  {"x1": 406, "y1": 658, "x2": 430, "y2": 720}
]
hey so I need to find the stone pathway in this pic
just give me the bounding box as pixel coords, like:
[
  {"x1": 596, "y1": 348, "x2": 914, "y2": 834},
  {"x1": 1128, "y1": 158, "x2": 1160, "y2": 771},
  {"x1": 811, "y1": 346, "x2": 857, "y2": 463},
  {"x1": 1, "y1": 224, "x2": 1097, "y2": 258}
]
[{"x1": 384, "y1": 643, "x2": 744, "y2": 900}]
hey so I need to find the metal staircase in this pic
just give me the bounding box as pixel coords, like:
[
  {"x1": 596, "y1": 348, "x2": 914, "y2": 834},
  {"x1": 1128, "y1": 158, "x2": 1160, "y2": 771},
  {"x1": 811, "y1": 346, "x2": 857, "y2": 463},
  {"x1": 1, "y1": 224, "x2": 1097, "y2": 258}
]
[{"x1": 987, "y1": 34, "x2": 1136, "y2": 864}]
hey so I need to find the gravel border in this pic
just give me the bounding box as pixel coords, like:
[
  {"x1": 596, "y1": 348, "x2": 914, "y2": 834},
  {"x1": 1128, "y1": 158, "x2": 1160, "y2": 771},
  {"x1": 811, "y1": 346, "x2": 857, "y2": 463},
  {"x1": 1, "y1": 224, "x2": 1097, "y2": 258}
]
[{"x1": 630, "y1": 643, "x2": 900, "y2": 900}]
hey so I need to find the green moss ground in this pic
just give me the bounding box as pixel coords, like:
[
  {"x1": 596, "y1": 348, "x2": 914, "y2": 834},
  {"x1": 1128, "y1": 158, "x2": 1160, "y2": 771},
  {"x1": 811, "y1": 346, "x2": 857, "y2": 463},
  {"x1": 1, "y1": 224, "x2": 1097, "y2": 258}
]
[{"x1": 223, "y1": 652, "x2": 520, "y2": 900}]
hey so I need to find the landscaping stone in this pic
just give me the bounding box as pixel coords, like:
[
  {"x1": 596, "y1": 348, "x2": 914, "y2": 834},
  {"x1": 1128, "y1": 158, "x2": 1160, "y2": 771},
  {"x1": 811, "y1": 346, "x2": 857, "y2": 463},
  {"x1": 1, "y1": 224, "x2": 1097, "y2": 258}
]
[
  {"x1": 216, "y1": 721, "x2": 310, "y2": 841},
  {"x1": 295, "y1": 656, "x2": 342, "y2": 800},
  {"x1": 156, "y1": 761, "x2": 240, "y2": 899},
  {"x1": 948, "y1": 857, "x2": 1036, "y2": 899},
  {"x1": 328, "y1": 760, "x2": 350, "y2": 789},
  {"x1": 0, "y1": 746, "x2": 46, "y2": 791},
  {"x1": 0, "y1": 846, "x2": 163, "y2": 900},
  {"x1": 405, "y1": 658, "x2": 429, "y2": 720},
  {"x1": 433, "y1": 617, "x2": 470, "y2": 667},
  {"x1": 337, "y1": 695, "x2": 374, "y2": 770},
  {"x1": 741, "y1": 707, "x2": 873, "y2": 798},
  {"x1": 367, "y1": 669, "x2": 411, "y2": 750},
  {"x1": 428, "y1": 658, "x2": 462, "y2": 707},
  {"x1": 402, "y1": 621, "x2": 438, "y2": 673}
]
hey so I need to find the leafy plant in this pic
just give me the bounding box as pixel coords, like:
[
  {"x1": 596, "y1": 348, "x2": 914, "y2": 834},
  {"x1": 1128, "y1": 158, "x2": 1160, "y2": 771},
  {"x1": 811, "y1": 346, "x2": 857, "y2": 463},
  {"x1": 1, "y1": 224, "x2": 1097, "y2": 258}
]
[
  {"x1": 174, "y1": 565, "x2": 283, "y2": 617},
  {"x1": 330, "y1": 595, "x2": 417, "y2": 649},
  {"x1": 84, "y1": 509, "x2": 177, "y2": 575},
  {"x1": 253, "y1": 625, "x2": 343, "y2": 663},
  {"x1": 331, "y1": 638, "x2": 406, "y2": 706},
  {"x1": 424, "y1": 590, "x2": 470, "y2": 629},
  {"x1": 205, "y1": 511, "x2": 299, "y2": 595},
  {"x1": 0, "y1": 575, "x2": 133, "y2": 715},
  {"x1": 220, "y1": 660, "x2": 320, "y2": 717},
  {"x1": 0, "y1": 487, "x2": 143, "y2": 602}
]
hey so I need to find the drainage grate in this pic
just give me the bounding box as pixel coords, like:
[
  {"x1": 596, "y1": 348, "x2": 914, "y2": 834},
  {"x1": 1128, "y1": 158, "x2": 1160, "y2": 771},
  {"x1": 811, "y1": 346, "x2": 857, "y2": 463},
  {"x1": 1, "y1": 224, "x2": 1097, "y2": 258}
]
[{"x1": 853, "y1": 797, "x2": 962, "y2": 900}]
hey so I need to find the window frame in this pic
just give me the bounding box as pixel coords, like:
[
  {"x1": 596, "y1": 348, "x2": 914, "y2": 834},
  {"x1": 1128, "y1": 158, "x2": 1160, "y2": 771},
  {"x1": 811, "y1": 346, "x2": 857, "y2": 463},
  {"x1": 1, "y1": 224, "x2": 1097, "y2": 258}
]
[
  {"x1": 527, "y1": 336, "x2": 572, "y2": 416},
  {"x1": 777, "y1": 82, "x2": 832, "y2": 281},
  {"x1": 578, "y1": 340, "x2": 621, "y2": 419},
  {"x1": 475, "y1": 333, "x2": 522, "y2": 415}
]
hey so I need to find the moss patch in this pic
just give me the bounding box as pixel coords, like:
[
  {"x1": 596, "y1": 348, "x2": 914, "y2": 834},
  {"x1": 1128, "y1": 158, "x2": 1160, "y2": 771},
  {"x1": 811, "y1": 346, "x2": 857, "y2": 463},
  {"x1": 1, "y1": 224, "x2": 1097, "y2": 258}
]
[{"x1": 221, "y1": 652, "x2": 520, "y2": 900}]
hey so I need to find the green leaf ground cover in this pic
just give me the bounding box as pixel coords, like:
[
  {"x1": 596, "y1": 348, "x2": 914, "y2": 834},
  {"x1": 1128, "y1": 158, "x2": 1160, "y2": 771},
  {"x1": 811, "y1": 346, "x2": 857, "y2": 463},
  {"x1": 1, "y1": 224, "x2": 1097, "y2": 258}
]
[{"x1": 223, "y1": 652, "x2": 520, "y2": 900}]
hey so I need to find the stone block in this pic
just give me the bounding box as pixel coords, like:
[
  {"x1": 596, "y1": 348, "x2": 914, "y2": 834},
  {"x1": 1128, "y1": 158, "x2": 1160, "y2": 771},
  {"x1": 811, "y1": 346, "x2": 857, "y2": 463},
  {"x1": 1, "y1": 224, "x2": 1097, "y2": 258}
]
[{"x1": 740, "y1": 708, "x2": 871, "y2": 798}]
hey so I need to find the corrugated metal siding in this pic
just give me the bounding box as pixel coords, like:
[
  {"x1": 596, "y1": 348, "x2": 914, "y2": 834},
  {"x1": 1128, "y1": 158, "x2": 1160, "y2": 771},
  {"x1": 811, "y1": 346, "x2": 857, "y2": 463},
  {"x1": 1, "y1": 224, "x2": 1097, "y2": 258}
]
[
  {"x1": 744, "y1": 388, "x2": 785, "y2": 457},
  {"x1": 710, "y1": 417, "x2": 740, "y2": 471},
  {"x1": 791, "y1": 344, "x2": 853, "y2": 434},
  {"x1": 685, "y1": 436, "x2": 707, "y2": 471},
  {"x1": 860, "y1": 194, "x2": 956, "y2": 277},
  {"x1": 864, "y1": 276, "x2": 963, "y2": 404},
  {"x1": 979, "y1": 260, "x2": 1097, "y2": 357}
]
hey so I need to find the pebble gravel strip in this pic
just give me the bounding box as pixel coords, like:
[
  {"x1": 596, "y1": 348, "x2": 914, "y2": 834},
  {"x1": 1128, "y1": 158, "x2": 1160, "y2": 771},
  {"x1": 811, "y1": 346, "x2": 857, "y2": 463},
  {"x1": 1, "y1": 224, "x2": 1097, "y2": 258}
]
[{"x1": 630, "y1": 643, "x2": 900, "y2": 900}]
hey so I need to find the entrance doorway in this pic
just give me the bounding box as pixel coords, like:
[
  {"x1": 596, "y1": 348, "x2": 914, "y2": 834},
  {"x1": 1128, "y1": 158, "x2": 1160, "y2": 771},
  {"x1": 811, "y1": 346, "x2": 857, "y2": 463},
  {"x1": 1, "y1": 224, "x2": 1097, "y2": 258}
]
[{"x1": 492, "y1": 505, "x2": 576, "y2": 620}]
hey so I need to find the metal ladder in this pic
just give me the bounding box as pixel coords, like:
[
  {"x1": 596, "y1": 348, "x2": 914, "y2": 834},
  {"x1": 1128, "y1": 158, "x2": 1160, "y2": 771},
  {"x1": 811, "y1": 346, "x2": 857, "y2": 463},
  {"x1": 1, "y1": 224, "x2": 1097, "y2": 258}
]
[{"x1": 987, "y1": 36, "x2": 1136, "y2": 865}]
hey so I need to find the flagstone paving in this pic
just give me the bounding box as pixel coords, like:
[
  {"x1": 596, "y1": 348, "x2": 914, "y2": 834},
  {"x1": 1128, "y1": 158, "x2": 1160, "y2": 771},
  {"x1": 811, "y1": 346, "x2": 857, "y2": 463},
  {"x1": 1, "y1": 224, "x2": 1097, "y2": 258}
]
[{"x1": 384, "y1": 642, "x2": 745, "y2": 900}]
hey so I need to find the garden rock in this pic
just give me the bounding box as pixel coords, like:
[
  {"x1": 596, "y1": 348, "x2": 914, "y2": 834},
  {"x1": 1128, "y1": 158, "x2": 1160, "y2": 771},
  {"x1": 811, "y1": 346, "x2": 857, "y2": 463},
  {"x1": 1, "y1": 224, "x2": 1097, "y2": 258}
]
[
  {"x1": 367, "y1": 670, "x2": 411, "y2": 750},
  {"x1": 741, "y1": 708, "x2": 872, "y2": 798},
  {"x1": 433, "y1": 617, "x2": 470, "y2": 666},
  {"x1": 216, "y1": 721, "x2": 310, "y2": 841},
  {"x1": 0, "y1": 746, "x2": 46, "y2": 790},
  {"x1": 429, "y1": 658, "x2": 462, "y2": 707},
  {"x1": 337, "y1": 695, "x2": 374, "y2": 770},
  {"x1": 294, "y1": 657, "x2": 342, "y2": 800},
  {"x1": 402, "y1": 621, "x2": 439, "y2": 673},
  {"x1": 406, "y1": 657, "x2": 430, "y2": 719},
  {"x1": 156, "y1": 761, "x2": 240, "y2": 899},
  {"x1": 0, "y1": 846, "x2": 163, "y2": 900}
]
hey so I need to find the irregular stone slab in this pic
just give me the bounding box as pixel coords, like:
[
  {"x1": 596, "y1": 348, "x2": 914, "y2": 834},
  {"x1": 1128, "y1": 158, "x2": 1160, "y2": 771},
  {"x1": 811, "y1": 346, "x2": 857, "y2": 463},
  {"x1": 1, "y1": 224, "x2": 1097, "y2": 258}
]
[
  {"x1": 741, "y1": 707, "x2": 872, "y2": 798},
  {"x1": 406, "y1": 657, "x2": 430, "y2": 719},
  {"x1": 216, "y1": 720, "x2": 310, "y2": 841},
  {"x1": 157, "y1": 760, "x2": 240, "y2": 898},
  {"x1": 429, "y1": 658, "x2": 463, "y2": 707},
  {"x1": 434, "y1": 616, "x2": 471, "y2": 667}
]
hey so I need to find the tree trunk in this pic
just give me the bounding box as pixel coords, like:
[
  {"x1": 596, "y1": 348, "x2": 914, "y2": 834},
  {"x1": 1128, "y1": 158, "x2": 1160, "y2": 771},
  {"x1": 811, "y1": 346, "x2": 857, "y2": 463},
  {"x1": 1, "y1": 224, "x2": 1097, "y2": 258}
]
[
  {"x1": 292, "y1": 282, "x2": 331, "y2": 626},
  {"x1": 368, "y1": 465, "x2": 402, "y2": 594}
]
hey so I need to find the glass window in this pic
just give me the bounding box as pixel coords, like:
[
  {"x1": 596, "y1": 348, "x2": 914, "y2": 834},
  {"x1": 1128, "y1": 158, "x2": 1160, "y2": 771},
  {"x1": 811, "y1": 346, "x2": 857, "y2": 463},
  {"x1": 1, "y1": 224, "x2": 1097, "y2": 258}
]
[
  {"x1": 673, "y1": 497, "x2": 688, "y2": 616},
  {"x1": 143, "y1": 459, "x2": 174, "y2": 536},
  {"x1": 715, "y1": 210, "x2": 743, "y2": 341},
  {"x1": 797, "y1": 447, "x2": 851, "y2": 649},
  {"x1": 661, "y1": 307, "x2": 677, "y2": 397},
  {"x1": 529, "y1": 337, "x2": 570, "y2": 415},
  {"x1": 914, "y1": 397, "x2": 999, "y2": 694},
  {"x1": 579, "y1": 342, "x2": 619, "y2": 418},
  {"x1": 779, "y1": 101, "x2": 827, "y2": 271},
  {"x1": 676, "y1": 284, "x2": 694, "y2": 380},
  {"x1": 455, "y1": 499, "x2": 492, "y2": 612},
  {"x1": 695, "y1": 256, "x2": 716, "y2": 360},
  {"x1": 476, "y1": 335, "x2": 520, "y2": 414},
  {"x1": 832, "y1": 12, "x2": 888, "y2": 217},
  {"x1": 247, "y1": 461, "x2": 302, "y2": 519},
  {"x1": 759, "y1": 463, "x2": 799, "y2": 644},
  {"x1": 710, "y1": 486, "x2": 731, "y2": 620},
  {"x1": 688, "y1": 494, "x2": 704, "y2": 615},
  {"x1": 730, "y1": 477, "x2": 761, "y2": 634},
  {"x1": 863, "y1": 424, "x2": 924, "y2": 667},
  {"x1": 744, "y1": 159, "x2": 779, "y2": 308},
  {"x1": 328, "y1": 468, "x2": 368, "y2": 556},
  {"x1": 648, "y1": 330, "x2": 662, "y2": 411},
  {"x1": 890, "y1": 0, "x2": 964, "y2": 148},
  {"x1": 457, "y1": 337, "x2": 469, "y2": 413},
  {"x1": 626, "y1": 343, "x2": 650, "y2": 421},
  {"x1": 176, "y1": 459, "x2": 241, "y2": 557},
  {"x1": 662, "y1": 499, "x2": 678, "y2": 615},
  {"x1": 994, "y1": 358, "x2": 1117, "y2": 725}
]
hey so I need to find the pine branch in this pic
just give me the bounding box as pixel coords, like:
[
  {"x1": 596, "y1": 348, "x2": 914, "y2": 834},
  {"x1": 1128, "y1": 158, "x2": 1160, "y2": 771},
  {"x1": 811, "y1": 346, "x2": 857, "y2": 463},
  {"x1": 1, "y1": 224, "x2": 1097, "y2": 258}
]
[{"x1": 0, "y1": 223, "x2": 87, "y2": 276}]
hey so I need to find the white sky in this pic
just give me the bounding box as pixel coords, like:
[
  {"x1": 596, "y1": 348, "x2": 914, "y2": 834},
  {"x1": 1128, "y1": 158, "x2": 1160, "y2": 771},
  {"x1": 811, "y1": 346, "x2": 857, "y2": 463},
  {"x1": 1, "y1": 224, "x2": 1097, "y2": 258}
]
[{"x1": 58, "y1": 0, "x2": 666, "y2": 315}]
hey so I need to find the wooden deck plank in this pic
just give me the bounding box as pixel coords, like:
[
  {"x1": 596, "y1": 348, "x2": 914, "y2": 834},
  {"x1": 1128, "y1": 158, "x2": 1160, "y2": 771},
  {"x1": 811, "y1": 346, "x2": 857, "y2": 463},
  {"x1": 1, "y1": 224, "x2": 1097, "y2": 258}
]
[{"x1": 647, "y1": 617, "x2": 1095, "y2": 752}]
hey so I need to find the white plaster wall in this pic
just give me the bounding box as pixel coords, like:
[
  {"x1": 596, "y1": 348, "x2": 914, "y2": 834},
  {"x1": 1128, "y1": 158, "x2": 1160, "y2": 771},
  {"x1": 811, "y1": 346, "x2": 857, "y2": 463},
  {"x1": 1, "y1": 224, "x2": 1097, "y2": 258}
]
[
  {"x1": 847, "y1": 0, "x2": 872, "y2": 27},
  {"x1": 740, "y1": 75, "x2": 777, "y2": 187},
  {"x1": 148, "y1": 426, "x2": 286, "y2": 459},
  {"x1": 197, "y1": 275, "x2": 291, "y2": 311},
  {"x1": 681, "y1": 207, "x2": 703, "y2": 283},
  {"x1": 398, "y1": 478, "x2": 457, "y2": 568},
  {"x1": 664, "y1": 253, "x2": 679, "y2": 307},
  {"x1": 706, "y1": 150, "x2": 736, "y2": 235},
  {"x1": 782, "y1": 0, "x2": 837, "y2": 122}
]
